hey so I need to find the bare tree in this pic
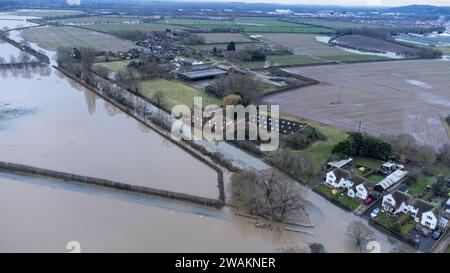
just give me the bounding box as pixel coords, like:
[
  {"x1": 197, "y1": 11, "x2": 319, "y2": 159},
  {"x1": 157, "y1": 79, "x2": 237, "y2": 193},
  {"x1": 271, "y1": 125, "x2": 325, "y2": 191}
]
[
  {"x1": 230, "y1": 170, "x2": 306, "y2": 222},
  {"x1": 18, "y1": 52, "x2": 31, "y2": 64},
  {"x1": 347, "y1": 220, "x2": 374, "y2": 250},
  {"x1": 151, "y1": 91, "x2": 166, "y2": 109},
  {"x1": 271, "y1": 177, "x2": 306, "y2": 221},
  {"x1": 80, "y1": 48, "x2": 96, "y2": 77}
]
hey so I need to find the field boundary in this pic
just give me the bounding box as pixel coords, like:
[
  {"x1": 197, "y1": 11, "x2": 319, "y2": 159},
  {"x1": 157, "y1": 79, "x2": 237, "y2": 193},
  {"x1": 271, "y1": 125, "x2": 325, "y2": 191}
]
[{"x1": 0, "y1": 161, "x2": 224, "y2": 208}]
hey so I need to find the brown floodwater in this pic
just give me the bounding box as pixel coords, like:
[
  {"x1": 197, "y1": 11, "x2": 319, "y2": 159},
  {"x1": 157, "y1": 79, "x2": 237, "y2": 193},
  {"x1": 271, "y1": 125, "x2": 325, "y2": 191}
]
[
  {"x1": 0, "y1": 172, "x2": 302, "y2": 253},
  {"x1": 0, "y1": 69, "x2": 219, "y2": 199}
]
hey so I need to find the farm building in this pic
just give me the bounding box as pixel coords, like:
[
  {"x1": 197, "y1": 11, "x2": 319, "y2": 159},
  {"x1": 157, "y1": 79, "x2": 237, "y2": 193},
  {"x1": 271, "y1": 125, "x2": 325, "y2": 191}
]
[{"x1": 177, "y1": 64, "x2": 227, "y2": 80}]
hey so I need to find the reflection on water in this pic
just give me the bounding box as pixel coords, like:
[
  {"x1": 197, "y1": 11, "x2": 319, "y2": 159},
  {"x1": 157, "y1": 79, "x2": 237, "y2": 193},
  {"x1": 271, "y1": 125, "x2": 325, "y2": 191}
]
[
  {"x1": 0, "y1": 68, "x2": 219, "y2": 199},
  {"x1": 0, "y1": 172, "x2": 300, "y2": 253}
]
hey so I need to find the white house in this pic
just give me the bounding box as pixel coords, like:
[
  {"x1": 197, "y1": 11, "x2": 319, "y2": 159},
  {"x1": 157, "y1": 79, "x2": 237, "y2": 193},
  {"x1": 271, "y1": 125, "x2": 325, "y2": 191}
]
[
  {"x1": 382, "y1": 190, "x2": 439, "y2": 230},
  {"x1": 325, "y1": 168, "x2": 369, "y2": 200},
  {"x1": 380, "y1": 161, "x2": 405, "y2": 175}
]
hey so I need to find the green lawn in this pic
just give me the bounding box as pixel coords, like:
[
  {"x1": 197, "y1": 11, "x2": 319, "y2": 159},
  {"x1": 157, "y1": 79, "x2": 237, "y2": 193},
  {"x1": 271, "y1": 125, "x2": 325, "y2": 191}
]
[
  {"x1": 139, "y1": 79, "x2": 222, "y2": 111},
  {"x1": 408, "y1": 176, "x2": 436, "y2": 197},
  {"x1": 367, "y1": 174, "x2": 384, "y2": 185},
  {"x1": 337, "y1": 193, "x2": 361, "y2": 211},
  {"x1": 95, "y1": 60, "x2": 132, "y2": 73},
  {"x1": 400, "y1": 222, "x2": 415, "y2": 236},
  {"x1": 302, "y1": 120, "x2": 348, "y2": 174},
  {"x1": 313, "y1": 183, "x2": 336, "y2": 198},
  {"x1": 446, "y1": 245, "x2": 450, "y2": 253},
  {"x1": 354, "y1": 157, "x2": 383, "y2": 169}
]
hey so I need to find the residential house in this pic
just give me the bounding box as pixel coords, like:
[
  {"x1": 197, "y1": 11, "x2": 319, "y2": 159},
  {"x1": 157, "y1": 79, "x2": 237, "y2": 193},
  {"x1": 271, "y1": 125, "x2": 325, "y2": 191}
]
[
  {"x1": 382, "y1": 191, "x2": 439, "y2": 230},
  {"x1": 325, "y1": 168, "x2": 370, "y2": 200}
]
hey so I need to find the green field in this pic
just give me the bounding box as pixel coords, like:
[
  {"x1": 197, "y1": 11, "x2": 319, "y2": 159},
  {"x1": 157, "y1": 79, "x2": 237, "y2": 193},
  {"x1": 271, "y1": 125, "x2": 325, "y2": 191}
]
[
  {"x1": 189, "y1": 42, "x2": 265, "y2": 52},
  {"x1": 288, "y1": 18, "x2": 378, "y2": 30},
  {"x1": 95, "y1": 60, "x2": 132, "y2": 73},
  {"x1": 21, "y1": 26, "x2": 137, "y2": 52},
  {"x1": 240, "y1": 54, "x2": 324, "y2": 69},
  {"x1": 320, "y1": 54, "x2": 388, "y2": 63},
  {"x1": 280, "y1": 118, "x2": 348, "y2": 174},
  {"x1": 82, "y1": 23, "x2": 188, "y2": 34},
  {"x1": 159, "y1": 17, "x2": 331, "y2": 33},
  {"x1": 139, "y1": 79, "x2": 222, "y2": 111}
]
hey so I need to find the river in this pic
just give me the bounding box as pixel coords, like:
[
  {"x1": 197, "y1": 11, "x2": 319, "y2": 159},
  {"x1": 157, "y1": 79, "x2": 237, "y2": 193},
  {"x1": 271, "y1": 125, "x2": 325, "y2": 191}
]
[{"x1": 0, "y1": 13, "x2": 403, "y2": 253}]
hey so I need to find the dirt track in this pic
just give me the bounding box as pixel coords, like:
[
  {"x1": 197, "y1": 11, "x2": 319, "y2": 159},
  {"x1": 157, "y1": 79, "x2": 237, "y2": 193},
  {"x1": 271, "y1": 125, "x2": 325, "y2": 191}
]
[{"x1": 265, "y1": 59, "x2": 450, "y2": 150}]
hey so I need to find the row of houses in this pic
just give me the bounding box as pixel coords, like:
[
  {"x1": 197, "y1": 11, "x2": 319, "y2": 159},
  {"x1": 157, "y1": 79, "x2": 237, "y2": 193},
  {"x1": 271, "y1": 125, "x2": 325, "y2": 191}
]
[
  {"x1": 383, "y1": 190, "x2": 448, "y2": 230},
  {"x1": 325, "y1": 164, "x2": 408, "y2": 202}
]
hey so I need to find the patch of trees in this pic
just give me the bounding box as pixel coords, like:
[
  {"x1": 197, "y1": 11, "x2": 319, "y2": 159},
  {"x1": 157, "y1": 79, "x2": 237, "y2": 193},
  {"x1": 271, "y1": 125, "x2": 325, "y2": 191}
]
[
  {"x1": 57, "y1": 47, "x2": 96, "y2": 80},
  {"x1": 180, "y1": 33, "x2": 205, "y2": 45},
  {"x1": 269, "y1": 149, "x2": 314, "y2": 179},
  {"x1": 205, "y1": 74, "x2": 264, "y2": 105},
  {"x1": 446, "y1": 115, "x2": 450, "y2": 126},
  {"x1": 285, "y1": 126, "x2": 327, "y2": 150},
  {"x1": 334, "y1": 27, "x2": 391, "y2": 40},
  {"x1": 386, "y1": 134, "x2": 437, "y2": 167},
  {"x1": 127, "y1": 60, "x2": 168, "y2": 80},
  {"x1": 230, "y1": 170, "x2": 307, "y2": 222},
  {"x1": 333, "y1": 132, "x2": 392, "y2": 161},
  {"x1": 438, "y1": 144, "x2": 450, "y2": 167},
  {"x1": 111, "y1": 30, "x2": 148, "y2": 41}
]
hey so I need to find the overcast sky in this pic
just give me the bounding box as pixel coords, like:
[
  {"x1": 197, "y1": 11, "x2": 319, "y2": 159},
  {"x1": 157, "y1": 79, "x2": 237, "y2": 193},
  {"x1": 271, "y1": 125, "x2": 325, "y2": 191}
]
[{"x1": 175, "y1": 0, "x2": 450, "y2": 7}]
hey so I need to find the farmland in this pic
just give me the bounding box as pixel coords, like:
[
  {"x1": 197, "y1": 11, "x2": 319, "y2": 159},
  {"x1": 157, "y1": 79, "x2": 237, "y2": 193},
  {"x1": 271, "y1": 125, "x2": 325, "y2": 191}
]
[
  {"x1": 240, "y1": 54, "x2": 325, "y2": 70},
  {"x1": 50, "y1": 15, "x2": 150, "y2": 24},
  {"x1": 81, "y1": 23, "x2": 188, "y2": 34},
  {"x1": 139, "y1": 79, "x2": 222, "y2": 111},
  {"x1": 265, "y1": 60, "x2": 450, "y2": 150},
  {"x1": 158, "y1": 17, "x2": 332, "y2": 33},
  {"x1": 21, "y1": 26, "x2": 137, "y2": 52},
  {"x1": 286, "y1": 18, "x2": 378, "y2": 30},
  {"x1": 198, "y1": 33, "x2": 253, "y2": 44},
  {"x1": 95, "y1": 60, "x2": 132, "y2": 73}
]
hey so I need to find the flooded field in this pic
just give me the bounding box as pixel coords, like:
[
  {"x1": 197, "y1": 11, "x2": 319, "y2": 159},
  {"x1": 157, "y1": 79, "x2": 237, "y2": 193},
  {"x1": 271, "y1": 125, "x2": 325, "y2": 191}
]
[
  {"x1": 0, "y1": 172, "x2": 300, "y2": 252},
  {"x1": 0, "y1": 69, "x2": 219, "y2": 199},
  {"x1": 0, "y1": 13, "x2": 37, "y2": 29},
  {"x1": 0, "y1": 172, "x2": 401, "y2": 253},
  {"x1": 266, "y1": 60, "x2": 450, "y2": 150}
]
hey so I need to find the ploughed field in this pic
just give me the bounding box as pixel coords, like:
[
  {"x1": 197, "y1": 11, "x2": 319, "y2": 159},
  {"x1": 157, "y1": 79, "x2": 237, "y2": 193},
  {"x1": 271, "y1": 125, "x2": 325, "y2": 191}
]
[
  {"x1": 20, "y1": 26, "x2": 137, "y2": 52},
  {"x1": 265, "y1": 60, "x2": 450, "y2": 150}
]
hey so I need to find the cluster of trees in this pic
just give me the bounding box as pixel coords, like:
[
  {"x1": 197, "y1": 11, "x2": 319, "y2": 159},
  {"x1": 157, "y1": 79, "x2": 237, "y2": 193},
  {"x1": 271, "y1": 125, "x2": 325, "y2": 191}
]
[
  {"x1": 285, "y1": 126, "x2": 327, "y2": 150},
  {"x1": 333, "y1": 132, "x2": 392, "y2": 161},
  {"x1": 205, "y1": 74, "x2": 264, "y2": 105},
  {"x1": 180, "y1": 33, "x2": 205, "y2": 45},
  {"x1": 269, "y1": 149, "x2": 314, "y2": 179},
  {"x1": 127, "y1": 60, "x2": 168, "y2": 79},
  {"x1": 112, "y1": 30, "x2": 148, "y2": 41},
  {"x1": 57, "y1": 47, "x2": 96, "y2": 80},
  {"x1": 230, "y1": 170, "x2": 307, "y2": 222},
  {"x1": 446, "y1": 115, "x2": 450, "y2": 126},
  {"x1": 387, "y1": 134, "x2": 437, "y2": 167}
]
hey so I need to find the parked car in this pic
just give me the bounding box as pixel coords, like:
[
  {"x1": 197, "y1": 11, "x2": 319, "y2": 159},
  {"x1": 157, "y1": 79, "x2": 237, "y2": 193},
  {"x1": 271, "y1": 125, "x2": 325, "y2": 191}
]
[
  {"x1": 415, "y1": 226, "x2": 431, "y2": 237},
  {"x1": 364, "y1": 195, "x2": 375, "y2": 205},
  {"x1": 370, "y1": 208, "x2": 381, "y2": 218},
  {"x1": 432, "y1": 230, "x2": 443, "y2": 240}
]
